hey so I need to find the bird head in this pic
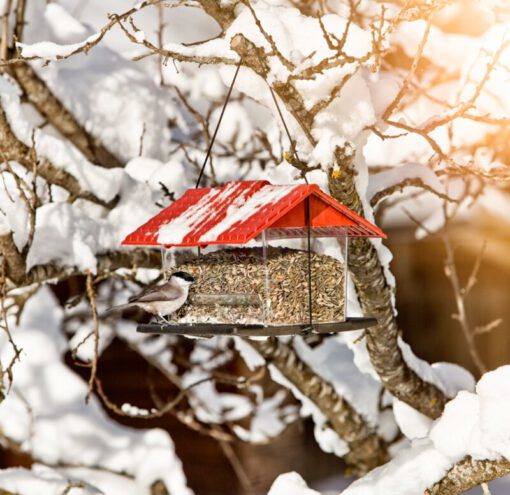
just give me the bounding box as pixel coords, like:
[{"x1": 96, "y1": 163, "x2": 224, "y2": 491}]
[{"x1": 171, "y1": 271, "x2": 195, "y2": 288}]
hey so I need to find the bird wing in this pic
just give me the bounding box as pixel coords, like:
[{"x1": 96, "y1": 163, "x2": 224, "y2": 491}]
[{"x1": 129, "y1": 283, "x2": 182, "y2": 303}]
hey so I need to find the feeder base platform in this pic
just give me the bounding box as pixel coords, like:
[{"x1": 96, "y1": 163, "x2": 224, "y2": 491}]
[{"x1": 137, "y1": 317, "x2": 377, "y2": 337}]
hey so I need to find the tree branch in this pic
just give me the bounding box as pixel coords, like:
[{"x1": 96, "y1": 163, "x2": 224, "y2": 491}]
[
  {"x1": 426, "y1": 456, "x2": 510, "y2": 495},
  {"x1": 328, "y1": 159, "x2": 448, "y2": 419},
  {"x1": 249, "y1": 338, "x2": 389, "y2": 474},
  {"x1": 0, "y1": 103, "x2": 116, "y2": 208},
  {"x1": 4, "y1": 248, "x2": 160, "y2": 287}
]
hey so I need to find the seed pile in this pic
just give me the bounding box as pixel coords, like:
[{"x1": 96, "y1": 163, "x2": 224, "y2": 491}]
[{"x1": 169, "y1": 247, "x2": 345, "y2": 325}]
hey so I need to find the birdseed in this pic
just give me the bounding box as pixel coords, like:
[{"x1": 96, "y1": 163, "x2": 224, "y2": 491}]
[{"x1": 168, "y1": 247, "x2": 345, "y2": 325}]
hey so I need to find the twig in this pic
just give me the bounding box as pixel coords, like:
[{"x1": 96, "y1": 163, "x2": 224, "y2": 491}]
[
  {"x1": 0, "y1": 0, "x2": 13, "y2": 61},
  {"x1": 138, "y1": 122, "x2": 146, "y2": 157},
  {"x1": 383, "y1": 14, "x2": 433, "y2": 120},
  {"x1": 13, "y1": 0, "x2": 25, "y2": 42},
  {"x1": 61, "y1": 481, "x2": 85, "y2": 495},
  {"x1": 443, "y1": 236, "x2": 488, "y2": 376},
  {"x1": 370, "y1": 176, "x2": 460, "y2": 207},
  {"x1": 95, "y1": 374, "x2": 213, "y2": 419},
  {"x1": 85, "y1": 272, "x2": 99, "y2": 402},
  {"x1": 217, "y1": 437, "x2": 255, "y2": 495},
  {"x1": 405, "y1": 206, "x2": 490, "y2": 377}
]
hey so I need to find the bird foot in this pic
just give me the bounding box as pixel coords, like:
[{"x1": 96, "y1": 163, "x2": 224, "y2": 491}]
[{"x1": 156, "y1": 315, "x2": 171, "y2": 325}]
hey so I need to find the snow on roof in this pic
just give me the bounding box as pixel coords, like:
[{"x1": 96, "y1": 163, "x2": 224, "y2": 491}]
[{"x1": 122, "y1": 180, "x2": 386, "y2": 247}]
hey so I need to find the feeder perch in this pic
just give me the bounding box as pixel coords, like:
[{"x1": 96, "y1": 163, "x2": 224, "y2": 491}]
[{"x1": 121, "y1": 180, "x2": 386, "y2": 337}]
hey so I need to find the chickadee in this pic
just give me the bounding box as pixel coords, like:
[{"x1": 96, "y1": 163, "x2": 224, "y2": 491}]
[{"x1": 108, "y1": 271, "x2": 195, "y2": 323}]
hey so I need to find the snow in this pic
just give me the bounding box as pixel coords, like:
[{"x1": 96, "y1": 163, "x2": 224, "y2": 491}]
[
  {"x1": 233, "y1": 336, "x2": 266, "y2": 371},
  {"x1": 293, "y1": 336, "x2": 382, "y2": 427},
  {"x1": 269, "y1": 366, "x2": 510, "y2": 495},
  {"x1": 0, "y1": 75, "x2": 125, "y2": 203},
  {"x1": 157, "y1": 181, "x2": 298, "y2": 245},
  {"x1": 16, "y1": 3, "x2": 102, "y2": 61},
  {"x1": 156, "y1": 183, "x2": 231, "y2": 244},
  {"x1": 68, "y1": 319, "x2": 115, "y2": 362},
  {"x1": 268, "y1": 472, "x2": 321, "y2": 495},
  {"x1": 225, "y1": 4, "x2": 372, "y2": 88},
  {"x1": 399, "y1": 341, "x2": 476, "y2": 399},
  {"x1": 391, "y1": 20, "x2": 477, "y2": 72},
  {"x1": 198, "y1": 184, "x2": 295, "y2": 243},
  {"x1": 124, "y1": 157, "x2": 188, "y2": 197},
  {"x1": 0, "y1": 465, "x2": 100, "y2": 495},
  {"x1": 18, "y1": 34, "x2": 101, "y2": 60},
  {"x1": 0, "y1": 169, "x2": 30, "y2": 250},
  {"x1": 341, "y1": 439, "x2": 453, "y2": 495},
  {"x1": 392, "y1": 400, "x2": 435, "y2": 441},
  {"x1": 180, "y1": 337, "x2": 298, "y2": 439},
  {"x1": 0, "y1": 287, "x2": 192, "y2": 495},
  {"x1": 25, "y1": 175, "x2": 159, "y2": 271},
  {"x1": 233, "y1": 386, "x2": 298, "y2": 443},
  {"x1": 115, "y1": 326, "x2": 296, "y2": 444},
  {"x1": 21, "y1": 3, "x2": 169, "y2": 162},
  {"x1": 389, "y1": 341, "x2": 476, "y2": 440}
]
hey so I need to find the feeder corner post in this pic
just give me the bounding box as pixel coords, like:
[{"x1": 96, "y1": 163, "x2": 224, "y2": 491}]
[
  {"x1": 261, "y1": 229, "x2": 272, "y2": 326},
  {"x1": 341, "y1": 234, "x2": 349, "y2": 322}
]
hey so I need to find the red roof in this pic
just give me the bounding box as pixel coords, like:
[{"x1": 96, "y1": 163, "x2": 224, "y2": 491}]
[{"x1": 122, "y1": 180, "x2": 386, "y2": 247}]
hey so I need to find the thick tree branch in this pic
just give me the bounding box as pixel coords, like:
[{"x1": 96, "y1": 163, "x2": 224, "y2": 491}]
[
  {"x1": 249, "y1": 338, "x2": 389, "y2": 474},
  {"x1": 229, "y1": 11, "x2": 448, "y2": 420},
  {"x1": 426, "y1": 456, "x2": 510, "y2": 495},
  {"x1": 328, "y1": 160, "x2": 448, "y2": 418},
  {"x1": 0, "y1": 245, "x2": 160, "y2": 287},
  {"x1": 0, "y1": 103, "x2": 116, "y2": 208},
  {"x1": 0, "y1": 232, "x2": 26, "y2": 283}
]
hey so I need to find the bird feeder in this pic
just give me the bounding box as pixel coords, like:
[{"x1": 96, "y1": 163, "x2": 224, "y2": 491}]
[{"x1": 122, "y1": 180, "x2": 386, "y2": 337}]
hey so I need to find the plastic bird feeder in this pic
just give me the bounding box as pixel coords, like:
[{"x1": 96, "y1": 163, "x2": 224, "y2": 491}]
[{"x1": 122, "y1": 180, "x2": 386, "y2": 337}]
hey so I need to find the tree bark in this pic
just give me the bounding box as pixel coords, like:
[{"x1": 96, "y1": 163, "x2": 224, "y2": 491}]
[
  {"x1": 426, "y1": 456, "x2": 510, "y2": 494},
  {"x1": 328, "y1": 159, "x2": 448, "y2": 419}
]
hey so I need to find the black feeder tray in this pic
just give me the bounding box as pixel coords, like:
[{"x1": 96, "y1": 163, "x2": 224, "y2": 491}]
[{"x1": 137, "y1": 317, "x2": 377, "y2": 338}]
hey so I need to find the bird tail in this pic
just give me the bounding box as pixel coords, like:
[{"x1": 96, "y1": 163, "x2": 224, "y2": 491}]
[{"x1": 104, "y1": 303, "x2": 136, "y2": 314}]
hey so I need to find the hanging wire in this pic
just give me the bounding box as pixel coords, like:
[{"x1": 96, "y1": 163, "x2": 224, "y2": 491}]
[
  {"x1": 270, "y1": 84, "x2": 313, "y2": 324},
  {"x1": 195, "y1": 60, "x2": 242, "y2": 189},
  {"x1": 268, "y1": 86, "x2": 309, "y2": 184}
]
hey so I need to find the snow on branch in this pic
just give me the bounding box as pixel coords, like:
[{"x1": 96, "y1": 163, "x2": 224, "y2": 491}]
[
  {"x1": 0, "y1": 465, "x2": 99, "y2": 495},
  {"x1": 13, "y1": 1, "x2": 162, "y2": 63},
  {"x1": 368, "y1": 163, "x2": 454, "y2": 206},
  {"x1": 269, "y1": 366, "x2": 510, "y2": 495}
]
